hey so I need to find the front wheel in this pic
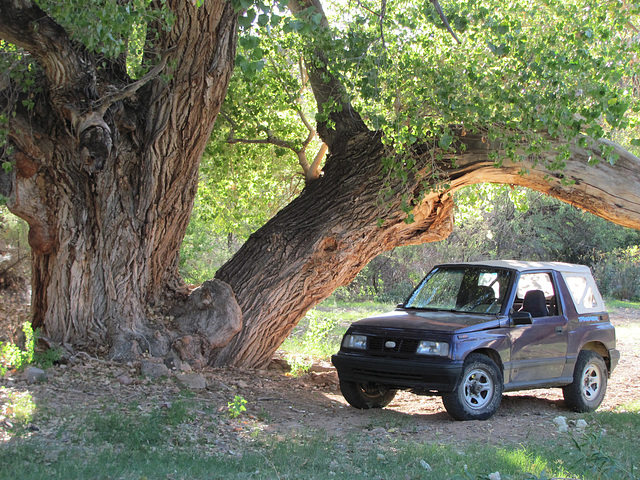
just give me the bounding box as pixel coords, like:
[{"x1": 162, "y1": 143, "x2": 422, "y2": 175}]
[
  {"x1": 563, "y1": 350, "x2": 608, "y2": 413},
  {"x1": 339, "y1": 380, "x2": 397, "y2": 409},
  {"x1": 442, "y1": 353, "x2": 503, "y2": 421}
]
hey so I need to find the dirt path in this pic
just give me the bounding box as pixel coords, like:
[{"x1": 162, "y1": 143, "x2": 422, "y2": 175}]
[{"x1": 1, "y1": 307, "x2": 638, "y2": 449}]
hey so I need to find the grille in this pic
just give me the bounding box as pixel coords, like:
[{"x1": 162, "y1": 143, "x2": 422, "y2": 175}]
[{"x1": 368, "y1": 337, "x2": 419, "y2": 355}]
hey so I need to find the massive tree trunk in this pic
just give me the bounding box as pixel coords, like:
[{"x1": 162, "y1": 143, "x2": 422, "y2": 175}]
[{"x1": 0, "y1": 0, "x2": 239, "y2": 358}]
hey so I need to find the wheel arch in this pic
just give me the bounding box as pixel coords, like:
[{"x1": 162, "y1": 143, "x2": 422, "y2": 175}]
[
  {"x1": 580, "y1": 341, "x2": 611, "y2": 374},
  {"x1": 466, "y1": 348, "x2": 504, "y2": 374}
]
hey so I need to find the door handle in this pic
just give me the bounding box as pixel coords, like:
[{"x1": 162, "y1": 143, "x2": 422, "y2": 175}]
[{"x1": 555, "y1": 326, "x2": 564, "y2": 335}]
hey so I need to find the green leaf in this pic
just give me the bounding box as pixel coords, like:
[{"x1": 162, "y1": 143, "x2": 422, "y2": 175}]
[{"x1": 438, "y1": 134, "x2": 454, "y2": 149}]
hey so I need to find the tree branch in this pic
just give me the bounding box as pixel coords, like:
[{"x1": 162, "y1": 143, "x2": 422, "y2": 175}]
[
  {"x1": 93, "y1": 47, "x2": 176, "y2": 116},
  {"x1": 448, "y1": 133, "x2": 640, "y2": 230},
  {"x1": 307, "y1": 142, "x2": 327, "y2": 181},
  {"x1": 430, "y1": 0, "x2": 461, "y2": 44},
  {"x1": 288, "y1": 0, "x2": 369, "y2": 148},
  {"x1": 0, "y1": 0, "x2": 91, "y2": 94}
]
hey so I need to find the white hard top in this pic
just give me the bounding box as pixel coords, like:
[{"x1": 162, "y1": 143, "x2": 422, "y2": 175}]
[
  {"x1": 444, "y1": 260, "x2": 592, "y2": 274},
  {"x1": 441, "y1": 260, "x2": 604, "y2": 313}
]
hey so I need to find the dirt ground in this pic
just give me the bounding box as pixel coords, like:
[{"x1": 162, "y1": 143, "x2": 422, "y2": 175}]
[{"x1": 1, "y1": 305, "x2": 639, "y2": 448}]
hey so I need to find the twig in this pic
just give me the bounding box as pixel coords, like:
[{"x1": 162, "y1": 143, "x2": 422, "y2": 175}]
[
  {"x1": 431, "y1": 0, "x2": 461, "y2": 44},
  {"x1": 94, "y1": 47, "x2": 177, "y2": 115}
]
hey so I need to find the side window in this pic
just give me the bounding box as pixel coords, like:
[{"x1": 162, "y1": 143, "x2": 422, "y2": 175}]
[
  {"x1": 564, "y1": 275, "x2": 598, "y2": 310},
  {"x1": 515, "y1": 272, "x2": 558, "y2": 317}
]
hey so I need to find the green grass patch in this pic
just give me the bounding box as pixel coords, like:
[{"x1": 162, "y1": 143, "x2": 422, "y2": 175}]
[
  {"x1": 605, "y1": 298, "x2": 640, "y2": 310},
  {"x1": 3, "y1": 385, "x2": 639, "y2": 480},
  {"x1": 4, "y1": 419, "x2": 639, "y2": 480}
]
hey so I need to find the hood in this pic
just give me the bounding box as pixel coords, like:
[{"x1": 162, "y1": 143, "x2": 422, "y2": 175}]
[{"x1": 350, "y1": 308, "x2": 504, "y2": 334}]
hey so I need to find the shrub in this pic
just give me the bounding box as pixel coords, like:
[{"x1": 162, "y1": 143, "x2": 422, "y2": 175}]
[
  {"x1": 592, "y1": 246, "x2": 640, "y2": 301},
  {"x1": 0, "y1": 322, "x2": 62, "y2": 375}
]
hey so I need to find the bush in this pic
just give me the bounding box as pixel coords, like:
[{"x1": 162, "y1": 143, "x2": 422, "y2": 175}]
[
  {"x1": 592, "y1": 247, "x2": 640, "y2": 301},
  {"x1": 0, "y1": 322, "x2": 62, "y2": 375}
]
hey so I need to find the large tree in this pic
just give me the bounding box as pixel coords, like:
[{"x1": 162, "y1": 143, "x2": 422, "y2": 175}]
[{"x1": 1, "y1": 0, "x2": 640, "y2": 367}]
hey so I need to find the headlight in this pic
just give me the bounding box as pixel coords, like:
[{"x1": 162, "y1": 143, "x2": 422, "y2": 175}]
[
  {"x1": 342, "y1": 334, "x2": 367, "y2": 350},
  {"x1": 416, "y1": 340, "x2": 449, "y2": 356}
]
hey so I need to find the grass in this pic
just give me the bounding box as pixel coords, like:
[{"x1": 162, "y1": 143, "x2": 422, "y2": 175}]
[
  {"x1": 2, "y1": 399, "x2": 639, "y2": 480},
  {"x1": 605, "y1": 298, "x2": 640, "y2": 310}
]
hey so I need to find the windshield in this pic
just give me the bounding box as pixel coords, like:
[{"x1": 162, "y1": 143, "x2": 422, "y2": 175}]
[{"x1": 404, "y1": 266, "x2": 512, "y2": 314}]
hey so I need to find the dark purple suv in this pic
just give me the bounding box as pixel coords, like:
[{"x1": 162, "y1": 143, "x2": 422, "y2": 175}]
[{"x1": 332, "y1": 260, "x2": 620, "y2": 420}]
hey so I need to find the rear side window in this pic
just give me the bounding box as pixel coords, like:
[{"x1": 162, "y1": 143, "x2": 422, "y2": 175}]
[{"x1": 564, "y1": 275, "x2": 598, "y2": 310}]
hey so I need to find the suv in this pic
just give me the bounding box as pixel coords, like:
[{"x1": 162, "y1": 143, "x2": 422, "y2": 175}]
[{"x1": 332, "y1": 260, "x2": 620, "y2": 421}]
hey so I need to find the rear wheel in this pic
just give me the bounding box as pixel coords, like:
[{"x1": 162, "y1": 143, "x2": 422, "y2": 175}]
[
  {"x1": 339, "y1": 380, "x2": 397, "y2": 409},
  {"x1": 442, "y1": 353, "x2": 503, "y2": 421},
  {"x1": 563, "y1": 350, "x2": 608, "y2": 412}
]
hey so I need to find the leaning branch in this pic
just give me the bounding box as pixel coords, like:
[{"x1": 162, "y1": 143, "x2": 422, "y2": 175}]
[
  {"x1": 430, "y1": 0, "x2": 461, "y2": 44},
  {"x1": 0, "y1": 0, "x2": 89, "y2": 93},
  {"x1": 448, "y1": 133, "x2": 640, "y2": 230}
]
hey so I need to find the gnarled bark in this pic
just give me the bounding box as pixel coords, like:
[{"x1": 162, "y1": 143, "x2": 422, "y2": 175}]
[{"x1": 0, "y1": 0, "x2": 238, "y2": 359}]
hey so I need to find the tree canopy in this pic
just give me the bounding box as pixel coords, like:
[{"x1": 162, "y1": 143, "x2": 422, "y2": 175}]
[{"x1": 223, "y1": 0, "x2": 640, "y2": 181}]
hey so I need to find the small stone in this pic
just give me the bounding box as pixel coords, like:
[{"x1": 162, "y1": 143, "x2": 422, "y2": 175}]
[
  {"x1": 420, "y1": 460, "x2": 433, "y2": 472},
  {"x1": 140, "y1": 360, "x2": 170, "y2": 378},
  {"x1": 175, "y1": 373, "x2": 207, "y2": 390},
  {"x1": 24, "y1": 367, "x2": 47, "y2": 384},
  {"x1": 163, "y1": 353, "x2": 183, "y2": 371},
  {"x1": 237, "y1": 380, "x2": 249, "y2": 389},
  {"x1": 576, "y1": 419, "x2": 588, "y2": 430},
  {"x1": 117, "y1": 374, "x2": 134, "y2": 386}
]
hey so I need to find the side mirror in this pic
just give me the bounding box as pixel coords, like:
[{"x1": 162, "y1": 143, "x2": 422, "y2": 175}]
[
  {"x1": 396, "y1": 303, "x2": 405, "y2": 309},
  {"x1": 511, "y1": 311, "x2": 533, "y2": 326}
]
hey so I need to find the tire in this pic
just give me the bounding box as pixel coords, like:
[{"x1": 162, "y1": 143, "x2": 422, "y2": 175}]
[
  {"x1": 339, "y1": 380, "x2": 397, "y2": 409},
  {"x1": 442, "y1": 353, "x2": 503, "y2": 421},
  {"x1": 563, "y1": 350, "x2": 608, "y2": 413}
]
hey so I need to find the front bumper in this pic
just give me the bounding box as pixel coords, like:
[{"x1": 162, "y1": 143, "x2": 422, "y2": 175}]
[{"x1": 331, "y1": 352, "x2": 463, "y2": 393}]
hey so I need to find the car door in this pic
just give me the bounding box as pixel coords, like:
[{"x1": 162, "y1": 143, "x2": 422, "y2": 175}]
[{"x1": 508, "y1": 271, "x2": 569, "y2": 385}]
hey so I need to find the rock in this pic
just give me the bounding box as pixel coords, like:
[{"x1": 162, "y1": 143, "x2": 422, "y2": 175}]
[
  {"x1": 140, "y1": 360, "x2": 170, "y2": 378},
  {"x1": 237, "y1": 380, "x2": 249, "y2": 389},
  {"x1": 24, "y1": 367, "x2": 47, "y2": 384},
  {"x1": 117, "y1": 374, "x2": 134, "y2": 386},
  {"x1": 267, "y1": 358, "x2": 291, "y2": 372},
  {"x1": 553, "y1": 416, "x2": 568, "y2": 433},
  {"x1": 163, "y1": 352, "x2": 184, "y2": 371},
  {"x1": 170, "y1": 279, "x2": 243, "y2": 352},
  {"x1": 175, "y1": 373, "x2": 207, "y2": 390}
]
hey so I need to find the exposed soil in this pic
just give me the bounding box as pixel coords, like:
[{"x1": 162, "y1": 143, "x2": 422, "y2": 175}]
[{"x1": 1, "y1": 304, "x2": 638, "y2": 450}]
